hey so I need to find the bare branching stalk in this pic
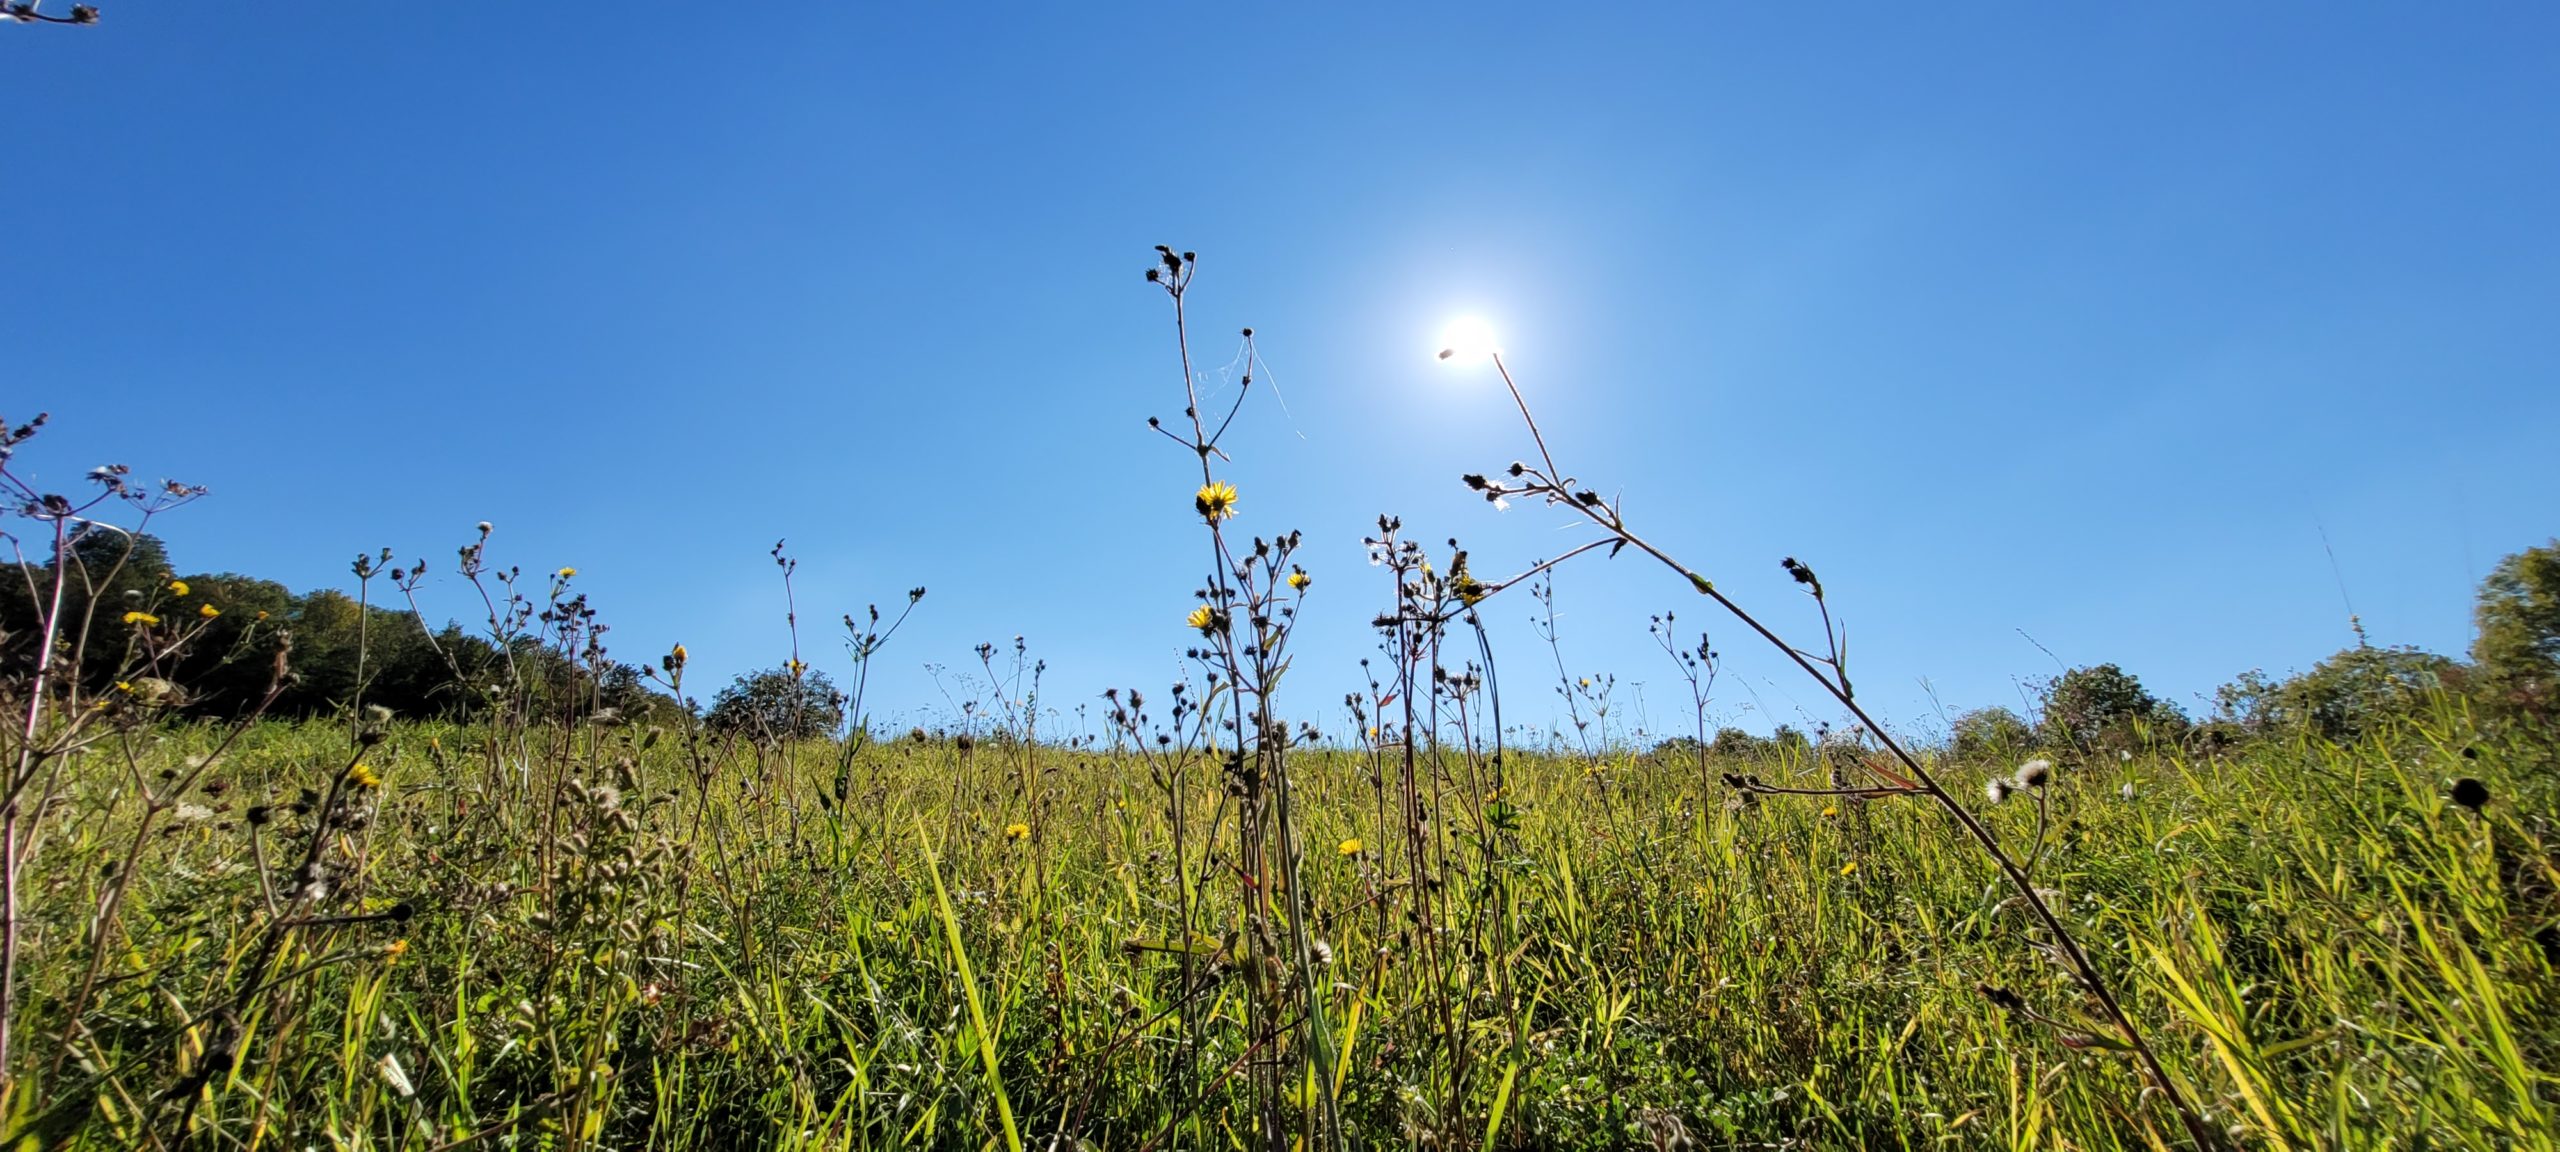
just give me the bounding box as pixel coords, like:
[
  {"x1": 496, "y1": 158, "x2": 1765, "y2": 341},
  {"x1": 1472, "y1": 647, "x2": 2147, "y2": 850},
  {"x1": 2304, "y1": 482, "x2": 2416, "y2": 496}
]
[{"x1": 1451, "y1": 350, "x2": 2225, "y2": 1149}]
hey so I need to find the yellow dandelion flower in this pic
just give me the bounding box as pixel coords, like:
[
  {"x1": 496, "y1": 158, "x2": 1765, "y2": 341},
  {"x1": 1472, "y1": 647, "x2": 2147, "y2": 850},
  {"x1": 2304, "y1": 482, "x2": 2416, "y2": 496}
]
[
  {"x1": 557, "y1": 566, "x2": 577, "y2": 578},
  {"x1": 1194, "y1": 481, "x2": 1239, "y2": 522},
  {"x1": 384, "y1": 939, "x2": 409, "y2": 963},
  {"x1": 346, "y1": 763, "x2": 382, "y2": 790},
  {"x1": 114, "y1": 680, "x2": 134, "y2": 694},
  {"x1": 168, "y1": 579, "x2": 190, "y2": 597},
  {"x1": 1004, "y1": 821, "x2": 1031, "y2": 842},
  {"x1": 1839, "y1": 860, "x2": 1858, "y2": 877},
  {"x1": 1287, "y1": 570, "x2": 1311, "y2": 591},
  {"x1": 1820, "y1": 805, "x2": 1838, "y2": 818},
  {"x1": 1338, "y1": 838, "x2": 1362, "y2": 856},
  {"x1": 121, "y1": 611, "x2": 160, "y2": 627},
  {"x1": 670, "y1": 644, "x2": 688, "y2": 666},
  {"x1": 198, "y1": 603, "x2": 221, "y2": 619},
  {"x1": 1186, "y1": 604, "x2": 1217, "y2": 633}
]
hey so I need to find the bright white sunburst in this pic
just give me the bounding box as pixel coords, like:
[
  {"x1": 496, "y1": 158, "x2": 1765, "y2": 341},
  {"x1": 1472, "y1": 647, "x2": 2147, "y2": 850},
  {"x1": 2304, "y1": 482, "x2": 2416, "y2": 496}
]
[{"x1": 1436, "y1": 316, "x2": 1500, "y2": 362}]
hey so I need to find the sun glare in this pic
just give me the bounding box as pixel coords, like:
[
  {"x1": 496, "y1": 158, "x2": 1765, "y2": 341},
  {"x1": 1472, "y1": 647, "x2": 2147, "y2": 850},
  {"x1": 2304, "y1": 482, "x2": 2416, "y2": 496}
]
[{"x1": 1436, "y1": 316, "x2": 1500, "y2": 362}]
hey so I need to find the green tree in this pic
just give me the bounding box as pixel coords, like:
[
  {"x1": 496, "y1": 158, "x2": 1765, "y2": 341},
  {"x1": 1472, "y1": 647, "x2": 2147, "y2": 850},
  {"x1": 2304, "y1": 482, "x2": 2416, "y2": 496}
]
[
  {"x1": 1950, "y1": 706, "x2": 2035, "y2": 760},
  {"x1": 2039, "y1": 663, "x2": 2185, "y2": 752},
  {"x1": 2472, "y1": 540, "x2": 2560, "y2": 722},
  {"x1": 2216, "y1": 645, "x2": 2461, "y2": 742},
  {"x1": 706, "y1": 667, "x2": 845, "y2": 740}
]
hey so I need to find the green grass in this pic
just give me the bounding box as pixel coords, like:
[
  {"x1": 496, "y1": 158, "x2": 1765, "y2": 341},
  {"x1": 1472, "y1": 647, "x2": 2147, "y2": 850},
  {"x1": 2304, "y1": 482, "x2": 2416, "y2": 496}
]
[{"x1": 4, "y1": 696, "x2": 2553, "y2": 1149}]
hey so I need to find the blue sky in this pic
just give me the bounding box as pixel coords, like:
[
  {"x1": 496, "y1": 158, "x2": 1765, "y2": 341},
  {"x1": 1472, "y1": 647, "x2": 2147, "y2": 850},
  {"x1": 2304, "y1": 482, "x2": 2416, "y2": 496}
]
[{"x1": 9, "y1": 4, "x2": 2555, "y2": 742}]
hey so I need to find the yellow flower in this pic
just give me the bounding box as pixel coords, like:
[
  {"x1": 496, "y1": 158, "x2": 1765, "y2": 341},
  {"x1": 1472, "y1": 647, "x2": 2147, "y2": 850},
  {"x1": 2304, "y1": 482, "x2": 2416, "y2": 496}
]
[
  {"x1": 557, "y1": 567, "x2": 577, "y2": 578},
  {"x1": 1194, "y1": 481, "x2": 1239, "y2": 522},
  {"x1": 114, "y1": 681, "x2": 134, "y2": 694},
  {"x1": 167, "y1": 579, "x2": 190, "y2": 597},
  {"x1": 255, "y1": 610, "x2": 270, "y2": 621},
  {"x1": 384, "y1": 939, "x2": 409, "y2": 963},
  {"x1": 1338, "y1": 838, "x2": 1362, "y2": 856},
  {"x1": 670, "y1": 644, "x2": 688, "y2": 666},
  {"x1": 1820, "y1": 805, "x2": 1838, "y2": 818},
  {"x1": 1186, "y1": 604, "x2": 1217, "y2": 634},
  {"x1": 1287, "y1": 570, "x2": 1311, "y2": 591},
  {"x1": 346, "y1": 763, "x2": 382, "y2": 790},
  {"x1": 1839, "y1": 860, "x2": 1858, "y2": 877},
  {"x1": 198, "y1": 603, "x2": 221, "y2": 619},
  {"x1": 1004, "y1": 821, "x2": 1031, "y2": 842},
  {"x1": 785, "y1": 658, "x2": 807, "y2": 678},
  {"x1": 121, "y1": 611, "x2": 160, "y2": 627}
]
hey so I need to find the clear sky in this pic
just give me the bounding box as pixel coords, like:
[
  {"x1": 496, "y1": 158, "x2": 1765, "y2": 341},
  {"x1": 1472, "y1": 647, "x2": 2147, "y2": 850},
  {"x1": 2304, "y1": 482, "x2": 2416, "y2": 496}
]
[{"x1": 9, "y1": 4, "x2": 2556, "y2": 743}]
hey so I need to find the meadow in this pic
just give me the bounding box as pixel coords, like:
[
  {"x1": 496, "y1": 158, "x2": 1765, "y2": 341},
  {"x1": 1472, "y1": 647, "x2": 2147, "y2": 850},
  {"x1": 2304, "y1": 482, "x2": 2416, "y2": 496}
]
[{"x1": 2, "y1": 254, "x2": 2555, "y2": 1149}]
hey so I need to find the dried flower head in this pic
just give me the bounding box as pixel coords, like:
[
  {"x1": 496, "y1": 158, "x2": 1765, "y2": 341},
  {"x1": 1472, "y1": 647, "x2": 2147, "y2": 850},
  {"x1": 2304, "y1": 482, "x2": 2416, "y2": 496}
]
[{"x1": 2015, "y1": 758, "x2": 2054, "y2": 788}]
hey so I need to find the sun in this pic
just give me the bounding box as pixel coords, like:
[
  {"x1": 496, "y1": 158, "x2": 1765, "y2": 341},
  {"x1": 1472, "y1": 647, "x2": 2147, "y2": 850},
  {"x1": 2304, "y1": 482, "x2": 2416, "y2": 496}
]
[{"x1": 1436, "y1": 316, "x2": 1500, "y2": 362}]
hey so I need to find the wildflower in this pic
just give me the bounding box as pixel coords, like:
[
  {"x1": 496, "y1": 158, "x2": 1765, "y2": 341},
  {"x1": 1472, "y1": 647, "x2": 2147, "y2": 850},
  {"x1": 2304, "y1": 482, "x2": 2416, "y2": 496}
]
[
  {"x1": 1287, "y1": 570, "x2": 1311, "y2": 591},
  {"x1": 346, "y1": 763, "x2": 382, "y2": 790},
  {"x1": 121, "y1": 611, "x2": 159, "y2": 627},
  {"x1": 2014, "y1": 758, "x2": 2054, "y2": 788},
  {"x1": 1985, "y1": 779, "x2": 2012, "y2": 805},
  {"x1": 198, "y1": 603, "x2": 221, "y2": 619},
  {"x1": 557, "y1": 567, "x2": 577, "y2": 578},
  {"x1": 384, "y1": 938, "x2": 410, "y2": 961},
  {"x1": 1310, "y1": 939, "x2": 1334, "y2": 966},
  {"x1": 1004, "y1": 821, "x2": 1031, "y2": 842},
  {"x1": 1839, "y1": 860, "x2": 1858, "y2": 876},
  {"x1": 1186, "y1": 604, "x2": 1217, "y2": 634},
  {"x1": 671, "y1": 644, "x2": 687, "y2": 665},
  {"x1": 1194, "y1": 480, "x2": 1239, "y2": 522},
  {"x1": 785, "y1": 658, "x2": 807, "y2": 678},
  {"x1": 1338, "y1": 838, "x2": 1362, "y2": 856},
  {"x1": 168, "y1": 579, "x2": 190, "y2": 597},
  {"x1": 255, "y1": 610, "x2": 270, "y2": 621},
  {"x1": 1820, "y1": 805, "x2": 1838, "y2": 818},
  {"x1": 114, "y1": 681, "x2": 133, "y2": 694}
]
